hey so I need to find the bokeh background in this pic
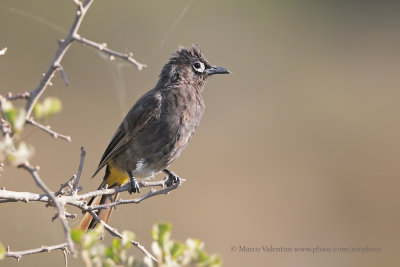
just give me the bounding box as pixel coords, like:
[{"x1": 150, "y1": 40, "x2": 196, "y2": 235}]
[{"x1": 1, "y1": 1, "x2": 400, "y2": 266}]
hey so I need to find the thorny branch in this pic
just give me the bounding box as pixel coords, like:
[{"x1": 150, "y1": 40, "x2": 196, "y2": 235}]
[
  {"x1": 1, "y1": 0, "x2": 145, "y2": 142},
  {"x1": 0, "y1": 0, "x2": 150, "y2": 264},
  {"x1": 18, "y1": 162, "x2": 76, "y2": 256},
  {"x1": 0, "y1": 175, "x2": 183, "y2": 210},
  {"x1": 5, "y1": 242, "x2": 69, "y2": 262},
  {"x1": 25, "y1": 118, "x2": 72, "y2": 142},
  {"x1": 0, "y1": 147, "x2": 183, "y2": 262}
]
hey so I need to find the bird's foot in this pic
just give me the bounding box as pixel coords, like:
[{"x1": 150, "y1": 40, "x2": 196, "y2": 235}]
[
  {"x1": 163, "y1": 169, "x2": 182, "y2": 187},
  {"x1": 127, "y1": 170, "x2": 140, "y2": 194}
]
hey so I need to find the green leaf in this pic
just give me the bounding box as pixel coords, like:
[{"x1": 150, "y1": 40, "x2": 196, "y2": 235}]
[
  {"x1": 112, "y1": 239, "x2": 121, "y2": 251},
  {"x1": 0, "y1": 242, "x2": 5, "y2": 260},
  {"x1": 2, "y1": 101, "x2": 26, "y2": 133},
  {"x1": 33, "y1": 97, "x2": 62, "y2": 119},
  {"x1": 71, "y1": 229, "x2": 83, "y2": 243},
  {"x1": 152, "y1": 222, "x2": 171, "y2": 245},
  {"x1": 197, "y1": 249, "x2": 208, "y2": 263},
  {"x1": 3, "y1": 104, "x2": 18, "y2": 124},
  {"x1": 170, "y1": 241, "x2": 185, "y2": 259}
]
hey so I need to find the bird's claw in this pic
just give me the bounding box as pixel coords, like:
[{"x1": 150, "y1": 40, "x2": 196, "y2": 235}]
[
  {"x1": 128, "y1": 170, "x2": 140, "y2": 194},
  {"x1": 163, "y1": 169, "x2": 182, "y2": 187}
]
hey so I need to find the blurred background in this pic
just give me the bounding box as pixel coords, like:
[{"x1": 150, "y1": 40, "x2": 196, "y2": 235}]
[{"x1": 1, "y1": 0, "x2": 400, "y2": 266}]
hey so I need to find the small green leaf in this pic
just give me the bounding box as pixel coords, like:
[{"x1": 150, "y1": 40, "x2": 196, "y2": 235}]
[
  {"x1": 170, "y1": 241, "x2": 185, "y2": 259},
  {"x1": 3, "y1": 105, "x2": 18, "y2": 124},
  {"x1": 197, "y1": 249, "x2": 208, "y2": 263},
  {"x1": 0, "y1": 242, "x2": 5, "y2": 260},
  {"x1": 2, "y1": 101, "x2": 26, "y2": 133},
  {"x1": 152, "y1": 222, "x2": 171, "y2": 247},
  {"x1": 33, "y1": 97, "x2": 62, "y2": 119},
  {"x1": 112, "y1": 239, "x2": 121, "y2": 251},
  {"x1": 71, "y1": 229, "x2": 83, "y2": 243}
]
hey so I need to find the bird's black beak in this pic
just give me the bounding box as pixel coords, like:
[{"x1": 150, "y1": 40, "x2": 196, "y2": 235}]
[{"x1": 206, "y1": 65, "x2": 230, "y2": 75}]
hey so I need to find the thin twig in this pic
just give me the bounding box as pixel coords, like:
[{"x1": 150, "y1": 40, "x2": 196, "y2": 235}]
[
  {"x1": 62, "y1": 247, "x2": 69, "y2": 267},
  {"x1": 5, "y1": 92, "x2": 30, "y2": 101},
  {"x1": 5, "y1": 242, "x2": 68, "y2": 261},
  {"x1": 72, "y1": 147, "x2": 86, "y2": 194},
  {"x1": 18, "y1": 162, "x2": 76, "y2": 256},
  {"x1": 73, "y1": 35, "x2": 146, "y2": 70},
  {"x1": 88, "y1": 210, "x2": 158, "y2": 262},
  {"x1": 26, "y1": 118, "x2": 71, "y2": 142},
  {"x1": 0, "y1": 118, "x2": 12, "y2": 137},
  {"x1": 56, "y1": 64, "x2": 70, "y2": 86},
  {"x1": 55, "y1": 175, "x2": 76, "y2": 196}
]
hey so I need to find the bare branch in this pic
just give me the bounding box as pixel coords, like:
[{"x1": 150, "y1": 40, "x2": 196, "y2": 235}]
[
  {"x1": 73, "y1": 35, "x2": 146, "y2": 70},
  {"x1": 0, "y1": 118, "x2": 12, "y2": 137},
  {"x1": 24, "y1": 0, "x2": 95, "y2": 118},
  {"x1": 24, "y1": 0, "x2": 145, "y2": 118},
  {"x1": 5, "y1": 92, "x2": 30, "y2": 101},
  {"x1": 0, "y1": 177, "x2": 184, "y2": 210},
  {"x1": 88, "y1": 210, "x2": 157, "y2": 262},
  {"x1": 0, "y1": 167, "x2": 183, "y2": 261},
  {"x1": 55, "y1": 175, "x2": 76, "y2": 197},
  {"x1": 86, "y1": 179, "x2": 183, "y2": 211},
  {"x1": 56, "y1": 64, "x2": 70, "y2": 86},
  {"x1": 26, "y1": 118, "x2": 71, "y2": 142},
  {"x1": 72, "y1": 146, "x2": 86, "y2": 194},
  {"x1": 18, "y1": 162, "x2": 76, "y2": 256},
  {"x1": 5, "y1": 242, "x2": 68, "y2": 261}
]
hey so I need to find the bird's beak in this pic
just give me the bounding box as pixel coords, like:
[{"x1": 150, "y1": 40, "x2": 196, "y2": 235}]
[{"x1": 206, "y1": 65, "x2": 230, "y2": 75}]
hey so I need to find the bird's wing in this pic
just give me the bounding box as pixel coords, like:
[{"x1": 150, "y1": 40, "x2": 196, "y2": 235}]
[{"x1": 92, "y1": 92, "x2": 162, "y2": 178}]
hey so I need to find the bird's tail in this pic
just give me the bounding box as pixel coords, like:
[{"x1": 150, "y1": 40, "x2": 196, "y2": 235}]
[
  {"x1": 76, "y1": 182, "x2": 119, "y2": 232},
  {"x1": 76, "y1": 164, "x2": 129, "y2": 232},
  {"x1": 76, "y1": 175, "x2": 119, "y2": 232}
]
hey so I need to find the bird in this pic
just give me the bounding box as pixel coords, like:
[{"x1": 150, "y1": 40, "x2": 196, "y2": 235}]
[{"x1": 76, "y1": 44, "x2": 230, "y2": 231}]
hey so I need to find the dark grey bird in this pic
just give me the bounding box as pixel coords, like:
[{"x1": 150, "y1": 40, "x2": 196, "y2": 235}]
[{"x1": 77, "y1": 44, "x2": 230, "y2": 231}]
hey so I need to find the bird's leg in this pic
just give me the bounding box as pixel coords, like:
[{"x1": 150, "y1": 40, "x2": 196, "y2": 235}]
[
  {"x1": 163, "y1": 169, "x2": 182, "y2": 187},
  {"x1": 127, "y1": 170, "x2": 140, "y2": 194}
]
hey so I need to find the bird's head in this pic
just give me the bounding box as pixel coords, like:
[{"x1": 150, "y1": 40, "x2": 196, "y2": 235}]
[{"x1": 158, "y1": 44, "x2": 230, "y2": 88}]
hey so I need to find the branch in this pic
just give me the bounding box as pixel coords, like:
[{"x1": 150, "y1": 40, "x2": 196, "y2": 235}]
[
  {"x1": 0, "y1": 177, "x2": 184, "y2": 210},
  {"x1": 5, "y1": 92, "x2": 30, "y2": 101},
  {"x1": 24, "y1": 0, "x2": 94, "y2": 118},
  {"x1": 5, "y1": 242, "x2": 69, "y2": 261},
  {"x1": 88, "y1": 210, "x2": 157, "y2": 262},
  {"x1": 26, "y1": 118, "x2": 71, "y2": 142},
  {"x1": 0, "y1": 171, "x2": 184, "y2": 261},
  {"x1": 18, "y1": 162, "x2": 76, "y2": 256},
  {"x1": 0, "y1": 118, "x2": 12, "y2": 137},
  {"x1": 24, "y1": 0, "x2": 145, "y2": 118},
  {"x1": 86, "y1": 179, "x2": 183, "y2": 211},
  {"x1": 73, "y1": 35, "x2": 146, "y2": 70},
  {"x1": 72, "y1": 146, "x2": 86, "y2": 194}
]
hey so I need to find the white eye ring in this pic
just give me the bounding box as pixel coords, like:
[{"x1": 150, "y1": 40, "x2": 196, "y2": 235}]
[{"x1": 193, "y1": 61, "x2": 205, "y2": 73}]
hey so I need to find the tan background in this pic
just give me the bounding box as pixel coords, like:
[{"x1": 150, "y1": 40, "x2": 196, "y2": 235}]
[{"x1": 1, "y1": 1, "x2": 400, "y2": 266}]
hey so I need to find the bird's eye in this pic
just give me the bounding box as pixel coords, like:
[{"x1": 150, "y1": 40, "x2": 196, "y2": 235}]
[{"x1": 192, "y1": 61, "x2": 205, "y2": 73}]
